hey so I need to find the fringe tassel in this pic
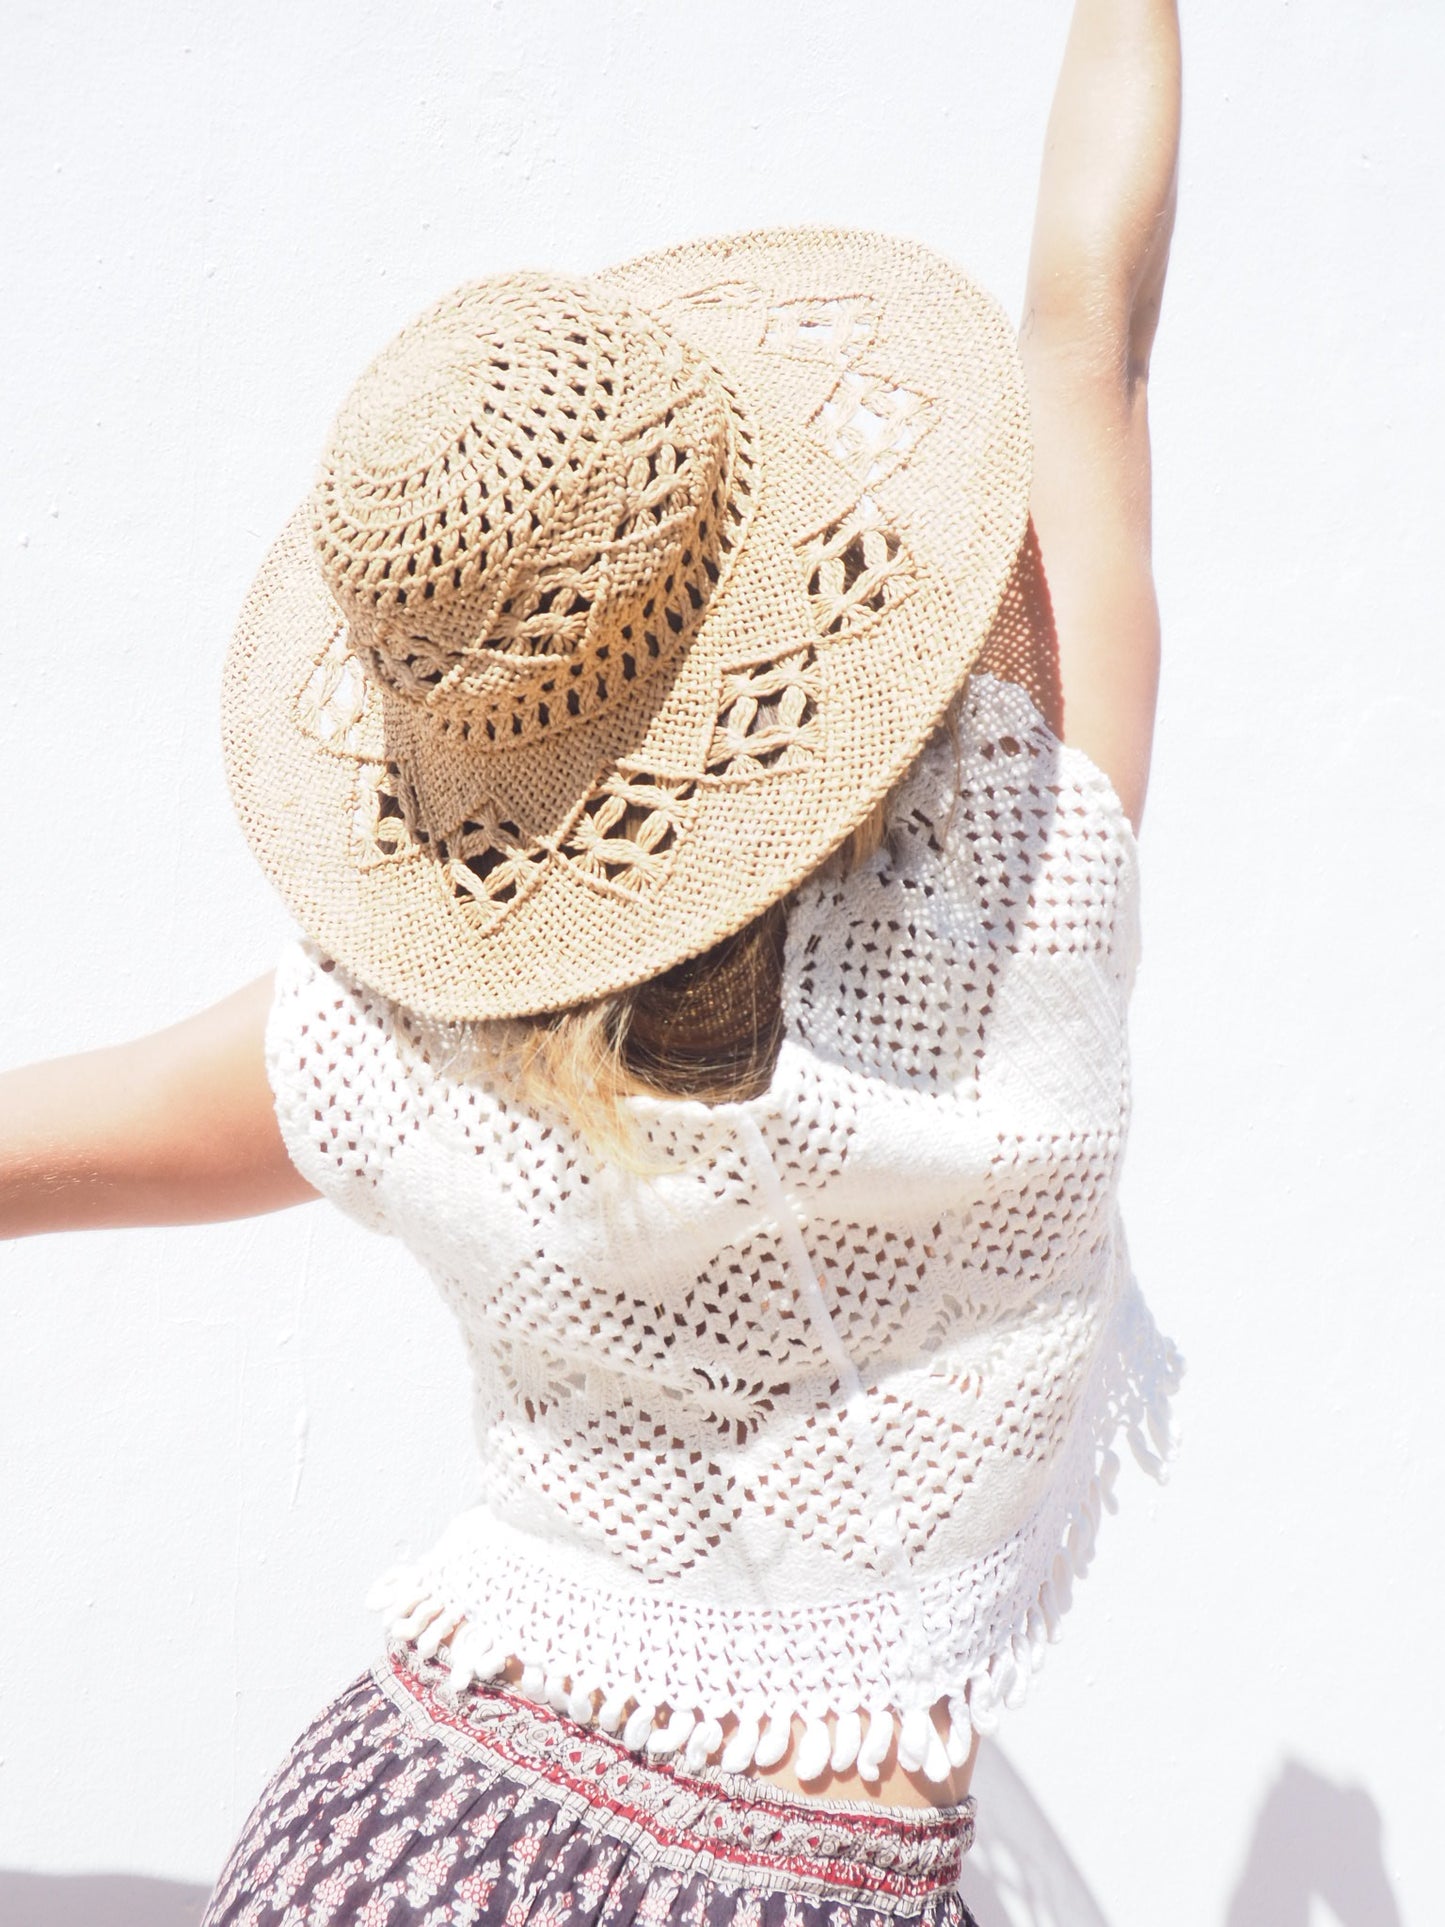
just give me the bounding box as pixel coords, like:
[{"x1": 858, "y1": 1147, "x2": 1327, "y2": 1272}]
[{"x1": 366, "y1": 1306, "x2": 1182, "y2": 1785}]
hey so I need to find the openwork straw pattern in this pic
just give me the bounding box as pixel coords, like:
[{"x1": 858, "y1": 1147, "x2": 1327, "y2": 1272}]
[{"x1": 223, "y1": 227, "x2": 1030, "y2": 1020}]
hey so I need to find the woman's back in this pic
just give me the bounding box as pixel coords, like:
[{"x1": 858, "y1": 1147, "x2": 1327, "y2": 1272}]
[
  {"x1": 271, "y1": 663, "x2": 1177, "y2": 1791},
  {"x1": 2, "y1": 5, "x2": 1184, "y2": 1911}
]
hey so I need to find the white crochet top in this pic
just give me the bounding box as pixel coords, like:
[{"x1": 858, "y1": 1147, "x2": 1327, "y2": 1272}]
[{"x1": 267, "y1": 671, "x2": 1181, "y2": 1787}]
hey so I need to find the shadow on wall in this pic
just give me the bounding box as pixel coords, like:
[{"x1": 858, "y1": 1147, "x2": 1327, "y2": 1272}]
[
  {"x1": 1224, "y1": 1758, "x2": 1404, "y2": 1927},
  {"x1": 959, "y1": 1741, "x2": 1110, "y2": 1927},
  {"x1": 0, "y1": 1752, "x2": 1404, "y2": 1927},
  {"x1": 0, "y1": 1870, "x2": 210, "y2": 1926}
]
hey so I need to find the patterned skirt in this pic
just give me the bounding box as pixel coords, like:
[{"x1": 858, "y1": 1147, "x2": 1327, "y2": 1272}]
[{"x1": 201, "y1": 1649, "x2": 979, "y2": 1927}]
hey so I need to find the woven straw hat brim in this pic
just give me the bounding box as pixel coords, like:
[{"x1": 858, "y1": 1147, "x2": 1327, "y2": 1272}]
[{"x1": 222, "y1": 226, "x2": 1030, "y2": 1021}]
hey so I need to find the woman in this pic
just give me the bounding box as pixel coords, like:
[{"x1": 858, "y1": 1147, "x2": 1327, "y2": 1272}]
[{"x1": 2, "y1": 2, "x2": 1182, "y2": 1920}]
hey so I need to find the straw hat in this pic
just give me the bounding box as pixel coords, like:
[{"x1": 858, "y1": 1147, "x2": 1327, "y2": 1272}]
[{"x1": 222, "y1": 225, "x2": 1030, "y2": 1021}]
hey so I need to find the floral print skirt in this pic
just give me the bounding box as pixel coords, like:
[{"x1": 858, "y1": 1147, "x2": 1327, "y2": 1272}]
[{"x1": 201, "y1": 1649, "x2": 979, "y2": 1927}]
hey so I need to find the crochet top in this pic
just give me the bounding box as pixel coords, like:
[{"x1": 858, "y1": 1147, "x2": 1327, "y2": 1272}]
[{"x1": 266, "y1": 671, "x2": 1181, "y2": 1787}]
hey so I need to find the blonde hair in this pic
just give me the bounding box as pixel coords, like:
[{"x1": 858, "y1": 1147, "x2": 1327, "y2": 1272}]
[{"x1": 512, "y1": 795, "x2": 893, "y2": 1161}]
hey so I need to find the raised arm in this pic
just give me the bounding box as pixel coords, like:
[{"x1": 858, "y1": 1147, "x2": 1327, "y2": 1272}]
[
  {"x1": 1021, "y1": 0, "x2": 1181, "y2": 829},
  {"x1": 0, "y1": 977, "x2": 317, "y2": 1240}
]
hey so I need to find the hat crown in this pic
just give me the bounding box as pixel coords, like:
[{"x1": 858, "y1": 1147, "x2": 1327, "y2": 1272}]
[{"x1": 314, "y1": 276, "x2": 745, "y2": 743}]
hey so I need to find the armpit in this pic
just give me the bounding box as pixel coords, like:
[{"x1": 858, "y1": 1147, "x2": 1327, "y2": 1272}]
[{"x1": 971, "y1": 521, "x2": 1064, "y2": 741}]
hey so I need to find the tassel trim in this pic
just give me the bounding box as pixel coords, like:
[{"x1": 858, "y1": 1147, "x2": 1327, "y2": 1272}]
[{"x1": 368, "y1": 1285, "x2": 1182, "y2": 1785}]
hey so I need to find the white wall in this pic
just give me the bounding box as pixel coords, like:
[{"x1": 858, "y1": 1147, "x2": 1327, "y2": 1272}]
[{"x1": 2, "y1": 4, "x2": 1440, "y2": 1924}]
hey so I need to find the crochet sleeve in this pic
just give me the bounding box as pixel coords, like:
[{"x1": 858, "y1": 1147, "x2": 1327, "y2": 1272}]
[{"x1": 265, "y1": 937, "x2": 398, "y2": 1236}]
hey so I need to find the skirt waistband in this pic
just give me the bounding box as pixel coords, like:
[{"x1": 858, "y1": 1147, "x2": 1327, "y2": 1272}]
[{"x1": 379, "y1": 1648, "x2": 974, "y2": 1909}]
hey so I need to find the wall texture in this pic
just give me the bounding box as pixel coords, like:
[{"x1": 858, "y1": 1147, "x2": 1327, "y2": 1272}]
[{"x1": 2, "y1": 4, "x2": 1440, "y2": 1924}]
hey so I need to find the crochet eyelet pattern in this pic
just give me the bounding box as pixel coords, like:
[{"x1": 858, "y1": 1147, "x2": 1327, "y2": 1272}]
[{"x1": 267, "y1": 673, "x2": 1181, "y2": 1785}]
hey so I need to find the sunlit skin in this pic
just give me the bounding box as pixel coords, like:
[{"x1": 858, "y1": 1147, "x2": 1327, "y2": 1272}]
[{"x1": 0, "y1": 0, "x2": 1181, "y2": 1809}]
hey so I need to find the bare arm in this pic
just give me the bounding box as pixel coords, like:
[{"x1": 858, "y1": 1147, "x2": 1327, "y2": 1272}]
[
  {"x1": 1022, "y1": 0, "x2": 1181, "y2": 829},
  {"x1": 0, "y1": 976, "x2": 318, "y2": 1240}
]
